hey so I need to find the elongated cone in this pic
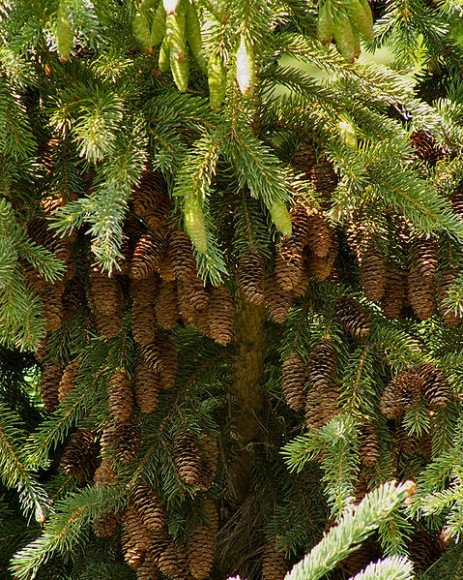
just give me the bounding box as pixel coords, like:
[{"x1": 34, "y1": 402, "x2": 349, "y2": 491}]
[
  {"x1": 382, "y1": 265, "x2": 406, "y2": 319},
  {"x1": 41, "y1": 361, "x2": 62, "y2": 413},
  {"x1": 349, "y1": 0, "x2": 374, "y2": 43},
  {"x1": 206, "y1": 285, "x2": 234, "y2": 345},
  {"x1": 58, "y1": 359, "x2": 79, "y2": 402},
  {"x1": 61, "y1": 430, "x2": 99, "y2": 481},
  {"x1": 269, "y1": 199, "x2": 292, "y2": 237},
  {"x1": 121, "y1": 504, "x2": 152, "y2": 569},
  {"x1": 150, "y1": 527, "x2": 189, "y2": 577},
  {"x1": 265, "y1": 276, "x2": 292, "y2": 324},
  {"x1": 114, "y1": 420, "x2": 141, "y2": 463},
  {"x1": 56, "y1": 0, "x2": 74, "y2": 61},
  {"x1": 197, "y1": 434, "x2": 218, "y2": 491},
  {"x1": 408, "y1": 264, "x2": 435, "y2": 321},
  {"x1": 184, "y1": 195, "x2": 208, "y2": 253},
  {"x1": 335, "y1": 296, "x2": 371, "y2": 339},
  {"x1": 274, "y1": 250, "x2": 303, "y2": 293},
  {"x1": 155, "y1": 280, "x2": 178, "y2": 330},
  {"x1": 318, "y1": 1, "x2": 334, "y2": 43},
  {"x1": 208, "y1": 53, "x2": 227, "y2": 109},
  {"x1": 130, "y1": 232, "x2": 164, "y2": 280},
  {"x1": 262, "y1": 537, "x2": 288, "y2": 580},
  {"x1": 359, "y1": 246, "x2": 386, "y2": 301},
  {"x1": 237, "y1": 249, "x2": 265, "y2": 305},
  {"x1": 108, "y1": 368, "x2": 134, "y2": 423},
  {"x1": 132, "y1": 482, "x2": 166, "y2": 532},
  {"x1": 94, "y1": 458, "x2": 116, "y2": 487},
  {"x1": 333, "y1": 9, "x2": 359, "y2": 62},
  {"x1": 419, "y1": 364, "x2": 451, "y2": 409},
  {"x1": 168, "y1": 8, "x2": 189, "y2": 92},
  {"x1": 358, "y1": 422, "x2": 379, "y2": 466},
  {"x1": 281, "y1": 353, "x2": 307, "y2": 412},
  {"x1": 141, "y1": 335, "x2": 177, "y2": 389},
  {"x1": 93, "y1": 512, "x2": 118, "y2": 538},
  {"x1": 187, "y1": 499, "x2": 218, "y2": 579},
  {"x1": 131, "y1": 171, "x2": 171, "y2": 230},
  {"x1": 307, "y1": 339, "x2": 337, "y2": 390},
  {"x1": 132, "y1": 301, "x2": 157, "y2": 346},
  {"x1": 173, "y1": 430, "x2": 202, "y2": 485},
  {"x1": 135, "y1": 360, "x2": 160, "y2": 414}
]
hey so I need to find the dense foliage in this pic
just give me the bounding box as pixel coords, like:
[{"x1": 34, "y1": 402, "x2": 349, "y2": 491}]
[{"x1": 3, "y1": 0, "x2": 463, "y2": 578}]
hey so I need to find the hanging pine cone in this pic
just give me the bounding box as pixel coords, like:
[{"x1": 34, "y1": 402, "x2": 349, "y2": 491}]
[
  {"x1": 136, "y1": 555, "x2": 161, "y2": 580},
  {"x1": 305, "y1": 387, "x2": 324, "y2": 432},
  {"x1": 61, "y1": 430, "x2": 99, "y2": 480},
  {"x1": 88, "y1": 269, "x2": 123, "y2": 338},
  {"x1": 108, "y1": 368, "x2": 134, "y2": 423},
  {"x1": 141, "y1": 335, "x2": 177, "y2": 389},
  {"x1": 274, "y1": 249, "x2": 303, "y2": 294},
  {"x1": 205, "y1": 285, "x2": 234, "y2": 345},
  {"x1": 170, "y1": 230, "x2": 198, "y2": 279},
  {"x1": 187, "y1": 499, "x2": 219, "y2": 579},
  {"x1": 341, "y1": 541, "x2": 379, "y2": 575},
  {"x1": 40, "y1": 361, "x2": 62, "y2": 413},
  {"x1": 265, "y1": 276, "x2": 292, "y2": 323},
  {"x1": 288, "y1": 204, "x2": 312, "y2": 250},
  {"x1": 197, "y1": 434, "x2": 219, "y2": 491},
  {"x1": 155, "y1": 280, "x2": 178, "y2": 330},
  {"x1": 40, "y1": 282, "x2": 65, "y2": 332},
  {"x1": 178, "y1": 274, "x2": 209, "y2": 314},
  {"x1": 380, "y1": 380, "x2": 402, "y2": 420},
  {"x1": 130, "y1": 232, "x2": 164, "y2": 280},
  {"x1": 173, "y1": 430, "x2": 203, "y2": 486},
  {"x1": 451, "y1": 186, "x2": 463, "y2": 218},
  {"x1": 150, "y1": 527, "x2": 189, "y2": 578},
  {"x1": 22, "y1": 260, "x2": 46, "y2": 293},
  {"x1": 307, "y1": 339, "x2": 337, "y2": 390},
  {"x1": 94, "y1": 459, "x2": 116, "y2": 487},
  {"x1": 319, "y1": 383, "x2": 339, "y2": 425},
  {"x1": 131, "y1": 171, "x2": 171, "y2": 230},
  {"x1": 410, "y1": 130, "x2": 446, "y2": 165},
  {"x1": 335, "y1": 296, "x2": 371, "y2": 339},
  {"x1": 237, "y1": 249, "x2": 265, "y2": 305},
  {"x1": 438, "y1": 267, "x2": 461, "y2": 326},
  {"x1": 307, "y1": 241, "x2": 338, "y2": 281},
  {"x1": 409, "y1": 529, "x2": 441, "y2": 572},
  {"x1": 93, "y1": 512, "x2": 118, "y2": 538},
  {"x1": 177, "y1": 280, "x2": 202, "y2": 326},
  {"x1": 358, "y1": 422, "x2": 379, "y2": 466},
  {"x1": 132, "y1": 482, "x2": 166, "y2": 532},
  {"x1": 358, "y1": 246, "x2": 386, "y2": 302},
  {"x1": 157, "y1": 247, "x2": 176, "y2": 282},
  {"x1": 408, "y1": 264, "x2": 435, "y2": 320},
  {"x1": 306, "y1": 213, "x2": 334, "y2": 259},
  {"x1": 292, "y1": 140, "x2": 316, "y2": 178},
  {"x1": 395, "y1": 368, "x2": 423, "y2": 411},
  {"x1": 114, "y1": 420, "x2": 141, "y2": 463},
  {"x1": 413, "y1": 237, "x2": 438, "y2": 279},
  {"x1": 381, "y1": 265, "x2": 406, "y2": 319},
  {"x1": 262, "y1": 537, "x2": 288, "y2": 580},
  {"x1": 395, "y1": 422, "x2": 421, "y2": 454},
  {"x1": 134, "y1": 361, "x2": 161, "y2": 414},
  {"x1": 132, "y1": 301, "x2": 157, "y2": 346},
  {"x1": 122, "y1": 504, "x2": 152, "y2": 569},
  {"x1": 281, "y1": 353, "x2": 307, "y2": 412},
  {"x1": 130, "y1": 277, "x2": 158, "y2": 307},
  {"x1": 419, "y1": 364, "x2": 451, "y2": 409},
  {"x1": 311, "y1": 156, "x2": 338, "y2": 198}
]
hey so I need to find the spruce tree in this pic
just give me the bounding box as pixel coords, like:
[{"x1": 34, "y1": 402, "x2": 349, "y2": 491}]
[{"x1": 2, "y1": 0, "x2": 463, "y2": 578}]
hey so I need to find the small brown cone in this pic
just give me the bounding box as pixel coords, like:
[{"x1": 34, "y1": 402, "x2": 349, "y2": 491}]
[
  {"x1": 108, "y1": 368, "x2": 134, "y2": 423},
  {"x1": 94, "y1": 459, "x2": 116, "y2": 487},
  {"x1": 311, "y1": 156, "x2": 338, "y2": 198},
  {"x1": 307, "y1": 339, "x2": 337, "y2": 390},
  {"x1": 438, "y1": 267, "x2": 461, "y2": 326},
  {"x1": 262, "y1": 537, "x2": 288, "y2": 580},
  {"x1": 408, "y1": 264, "x2": 435, "y2": 320},
  {"x1": 150, "y1": 527, "x2": 189, "y2": 578},
  {"x1": 135, "y1": 361, "x2": 161, "y2": 414},
  {"x1": 413, "y1": 237, "x2": 438, "y2": 279},
  {"x1": 197, "y1": 434, "x2": 219, "y2": 491},
  {"x1": 307, "y1": 242, "x2": 338, "y2": 281},
  {"x1": 359, "y1": 246, "x2": 386, "y2": 301},
  {"x1": 381, "y1": 265, "x2": 406, "y2": 319},
  {"x1": 410, "y1": 130, "x2": 446, "y2": 165},
  {"x1": 142, "y1": 335, "x2": 177, "y2": 389},
  {"x1": 93, "y1": 513, "x2": 118, "y2": 538},
  {"x1": 358, "y1": 422, "x2": 379, "y2": 466},
  {"x1": 274, "y1": 250, "x2": 303, "y2": 294},
  {"x1": 173, "y1": 430, "x2": 202, "y2": 486},
  {"x1": 130, "y1": 232, "x2": 164, "y2": 280},
  {"x1": 58, "y1": 359, "x2": 80, "y2": 402},
  {"x1": 137, "y1": 555, "x2": 161, "y2": 580},
  {"x1": 122, "y1": 504, "x2": 152, "y2": 569},
  {"x1": 60, "y1": 430, "x2": 99, "y2": 480},
  {"x1": 419, "y1": 364, "x2": 451, "y2": 409},
  {"x1": 187, "y1": 499, "x2": 219, "y2": 579},
  {"x1": 281, "y1": 353, "x2": 307, "y2": 412},
  {"x1": 132, "y1": 171, "x2": 171, "y2": 230},
  {"x1": 155, "y1": 280, "x2": 178, "y2": 330},
  {"x1": 114, "y1": 420, "x2": 141, "y2": 463},
  {"x1": 451, "y1": 187, "x2": 463, "y2": 218},
  {"x1": 132, "y1": 301, "x2": 157, "y2": 346},
  {"x1": 88, "y1": 269, "x2": 123, "y2": 338},
  {"x1": 170, "y1": 230, "x2": 198, "y2": 279},
  {"x1": 288, "y1": 204, "x2": 312, "y2": 250},
  {"x1": 40, "y1": 361, "x2": 62, "y2": 413},
  {"x1": 237, "y1": 249, "x2": 265, "y2": 305},
  {"x1": 306, "y1": 213, "x2": 334, "y2": 258},
  {"x1": 132, "y1": 483, "x2": 166, "y2": 532},
  {"x1": 395, "y1": 368, "x2": 423, "y2": 411},
  {"x1": 335, "y1": 296, "x2": 371, "y2": 339},
  {"x1": 206, "y1": 285, "x2": 234, "y2": 345},
  {"x1": 380, "y1": 380, "x2": 402, "y2": 420},
  {"x1": 41, "y1": 282, "x2": 65, "y2": 332},
  {"x1": 265, "y1": 276, "x2": 292, "y2": 323}
]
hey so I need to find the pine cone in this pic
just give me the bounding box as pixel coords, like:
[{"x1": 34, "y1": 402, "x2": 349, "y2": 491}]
[
  {"x1": 358, "y1": 422, "x2": 379, "y2": 466},
  {"x1": 132, "y1": 301, "x2": 157, "y2": 346},
  {"x1": 93, "y1": 512, "x2": 118, "y2": 538},
  {"x1": 136, "y1": 555, "x2": 161, "y2": 580},
  {"x1": 413, "y1": 237, "x2": 438, "y2": 279},
  {"x1": 395, "y1": 368, "x2": 423, "y2": 411},
  {"x1": 307, "y1": 242, "x2": 338, "y2": 281},
  {"x1": 419, "y1": 364, "x2": 451, "y2": 409},
  {"x1": 409, "y1": 529, "x2": 441, "y2": 572},
  {"x1": 438, "y1": 267, "x2": 461, "y2": 326},
  {"x1": 132, "y1": 482, "x2": 166, "y2": 532},
  {"x1": 94, "y1": 459, "x2": 116, "y2": 487},
  {"x1": 155, "y1": 280, "x2": 178, "y2": 330},
  {"x1": 150, "y1": 527, "x2": 189, "y2": 578},
  {"x1": 335, "y1": 296, "x2": 371, "y2": 339},
  {"x1": 359, "y1": 246, "x2": 386, "y2": 301},
  {"x1": 187, "y1": 499, "x2": 218, "y2": 579},
  {"x1": 288, "y1": 204, "x2": 312, "y2": 250},
  {"x1": 274, "y1": 250, "x2": 303, "y2": 293},
  {"x1": 130, "y1": 232, "x2": 164, "y2": 280},
  {"x1": 41, "y1": 282, "x2": 65, "y2": 331},
  {"x1": 122, "y1": 504, "x2": 152, "y2": 569},
  {"x1": 114, "y1": 420, "x2": 141, "y2": 463},
  {"x1": 170, "y1": 230, "x2": 198, "y2": 279},
  {"x1": 306, "y1": 213, "x2": 334, "y2": 258},
  {"x1": 58, "y1": 360, "x2": 79, "y2": 403},
  {"x1": 307, "y1": 339, "x2": 337, "y2": 390},
  {"x1": 141, "y1": 335, "x2": 177, "y2": 389},
  {"x1": 381, "y1": 265, "x2": 406, "y2": 319},
  {"x1": 108, "y1": 368, "x2": 134, "y2": 423},
  {"x1": 380, "y1": 380, "x2": 402, "y2": 420},
  {"x1": 132, "y1": 171, "x2": 171, "y2": 230},
  {"x1": 281, "y1": 353, "x2": 307, "y2": 412},
  {"x1": 130, "y1": 277, "x2": 158, "y2": 307},
  {"x1": 40, "y1": 361, "x2": 62, "y2": 413},
  {"x1": 395, "y1": 422, "x2": 421, "y2": 454},
  {"x1": 319, "y1": 383, "x2": 339, "y2": 425},
  {"x1": 265, "y1": 276, "x2": 292, "y2": 323},
  {"x1": 206, "y1": 285, "x2": 234, "y2": 345},
  {"x1": 197, "y1": 434, "x2": 219, "y2": 491},
  {"x1": 173, "y1": 430, "x2": 202, "y2": 486},
  {"x1": 408, "y1": 264, "x2": 435, "y2": 320},
  {"x1": 410, "y1": 130, "x2": 446, "y2": 165},
  {"x1": 237, "y1": 249, "x2": 265, "y2": 305},
  {"x1": 451, "y1": 187, "x2": 463, "y2": 218},
  {"x1": 342, "y1": 541, "x2": 378, "y2": 575},
  {"x1": 135, "y1": 361, "x2": 161, "y2": 414},
  {"x1": 305, "y1": 383, "x2": 339, "y2": 432},
  {"x1": 292, "y1": 140, "x2": 316, "y2": 178},
  {"x1": 311, "y1": 156, "x2": 338, "y2": 198},
  {"x1": 262, "y1": 537, "x2": 288, "y2": 580},
  {"x1": 88, "y1": 269, "x2": 123, "y2": 338},
  {"x1": 61, "y1": 430, "x2": 98, "y2": 480}
]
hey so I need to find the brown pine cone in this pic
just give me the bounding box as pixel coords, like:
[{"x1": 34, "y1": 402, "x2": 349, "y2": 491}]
[
  {"x1": 197, "y1": 434, "x2": 219, "y2": 491},
  {"x1": 122, "y1": 504, "x2": 152, "y2": 569},
  {"x1": 94, "y1": 459, "x2": 116, "y2": 487},
  {"x1": 206, "y1": 285, "x2": 234, "y2": 345},
  {"x1": 262, "y1": 537, "x2": 288, "y2": 580},
  {"x1": 409, "y1": 529, "x2": 441, "y2": 572},
  {"x1": 108, "y1": 368, "x2": 134, "y2": 423},
  {"x1": 136, "y1": 555, "x2": 161, "y2": 580},
  {"x1": 88, "y1": 269, "x2": 123, "y2": 338},
  {"x1": 61, "y1": 430, "x2": 99, "y2": 480},
  {"x1": 358, "y1": 422, "x2": 379, "y2": 466},
  {"x1": 319, "y1": 383, "x2": 339, "y2": 425},
  {"x1": 237, "y1": 249, "x2": 265, "y2": 305},
  {"x1": 40, "y1": 361, "x2": 62, "y2": 413},
  {"x1": 41, "y1": 282, "x2": 65, "y2": 332},
  {"x1": 307, "y1": 339, "x2": 337, "y2": 390},
  {"x1": 281, "y1": 353, "x2": 307, "y2": 412},
  {"x1": 380, "y1": 380, "x2": 402, "y2": 420},
  {"x1": 132, "y1": 482, "x2": 166, "y2": 532},
  {"x1": 292, "y1": 140, "x2": 316, "y2": 178},
  {"x1": 419, "y1": 364, "x2": 451, "y2": 409},
  {"x1": 413, "y1": 237, "x2": 438, "y2": 279},
  {"x1": 359, "y1": 246, "x2": 386, "y2": 302},
  {"x1": 288, "y1": 204, "x2": 312, "y2": 250},
  {"x1": 135, "y1": 361, "x2": 161, "y2": 414},
  {"x1": 438, "y1": 267, "x2": 461, "y2": 327},
  {"x1": 381, "y1": 265, "x2": 406, "y2": 319},
  {"x1": 170, "y1": 230, "x2": 198, "y2": 279},
  {"x1": 131, "y1": 171, "x2": 171, "y2": 230},
  {"x1": 265, "y1": 276, "x2": 292, "y2": 323},
  {"x1": 93, "y1": 512, "x2": 118, "y2": 538},
  {"x1": 132, "y1": 301, "x2": 157, "y2": 346},
  {"x1": 305, "y1": 387, "x2": 324, "y2": 432},
  {"x1": 408, "y1": 264, "x2": 435, "y2": 320},
  {"x1": 395, "y1": 368, "x2": 423, "y2": 411},
  {"x1": 173, "y1": 430, "x2": 202, "y2": 486},
  {"x1": 187, "y1": 499, "x2": 218, "y2": 579},
  {"x1": 150, "y1": 527, "x2": 189, "y2": 578},
  {"x1": 155, "y1": 280, "x2": 179, "y2": 330},
  {"x1": 311, "y1": 156, "x2": 338, "y2": 198},
  {"x1": 306, "y1": 213, "x2": 334, "y2": 259},
  {"x1": 130, "y1": 232, "x2": 164, "y2": 280},
  {"x1": 130, "y1": 277, "x2": 158, "y2": 307},
  {"x1": 335, "y1": 296, "x2": 371, "y2": 339},
  {"x1": 410, "y1": 130, "x2": 446, "y2": 165},
  {"x1": 341, "y1": 541, "x2": 378, "y2": 575},
  {"x1": 274, "y1": 249, "x2": 303, "y2": 294},
  {"x1": 58, "y1": 359, "x2": 80, "y2": 402},
  {"x1": 114, "y1": 420, "x2": 141, "y2": 463},
  {"x1": 451, "y1": 187, "x2": 463, "y2": 218},
  {"x1": 141, "y1": 335, "x2": 177, "y2": 389}
]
